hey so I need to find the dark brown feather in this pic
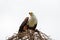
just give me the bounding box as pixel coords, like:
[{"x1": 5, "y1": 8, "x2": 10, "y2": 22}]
[{"x1": 18, "y1": 17, "x2": 29, "y2": 33}]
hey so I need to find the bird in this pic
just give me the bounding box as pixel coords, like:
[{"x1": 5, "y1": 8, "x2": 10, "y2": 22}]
[{"x1": 18, "y1": 12, "x2": 37, "y2": 33}]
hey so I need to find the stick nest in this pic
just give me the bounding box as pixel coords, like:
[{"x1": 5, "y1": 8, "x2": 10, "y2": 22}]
[{"x1": 7, "y1": 29, "x2": 52, "y2": 40}]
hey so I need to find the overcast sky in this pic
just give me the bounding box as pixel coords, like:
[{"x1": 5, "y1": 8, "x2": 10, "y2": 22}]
[{"x1": 0, "y1": 0, "x2": 60, "y2": 40}]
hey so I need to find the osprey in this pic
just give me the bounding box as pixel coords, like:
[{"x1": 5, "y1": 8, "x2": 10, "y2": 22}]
[{"x1": 18, "y1": 12, "x2": 37, "y2": 33}]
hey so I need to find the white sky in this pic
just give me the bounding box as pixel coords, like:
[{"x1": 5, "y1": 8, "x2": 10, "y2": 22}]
[{"x1": 0, "y1": 0, "x2": 60, "y2": 40}]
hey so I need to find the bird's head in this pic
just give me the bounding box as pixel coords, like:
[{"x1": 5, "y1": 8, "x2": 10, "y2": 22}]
[{"x1": 29, "y1": 12, "x2": 34, "y2": 16}]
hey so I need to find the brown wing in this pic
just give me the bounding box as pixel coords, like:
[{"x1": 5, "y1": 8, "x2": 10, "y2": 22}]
[{"x1": 18, "y1": 17, "x2": 29, "y2": 33}]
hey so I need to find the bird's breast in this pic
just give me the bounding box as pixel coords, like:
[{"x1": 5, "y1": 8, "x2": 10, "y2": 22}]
[{"x1": 28, "y1": 18, "x2": 37, "y2": 27}]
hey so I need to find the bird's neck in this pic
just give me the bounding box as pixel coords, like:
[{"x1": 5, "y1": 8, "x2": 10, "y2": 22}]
[
  {"x1": 30, "y1": 15, "x2": 36, "y2": 19},
  {"x1": 28, "y1": 15, "x2": 37, "y2": 27}
]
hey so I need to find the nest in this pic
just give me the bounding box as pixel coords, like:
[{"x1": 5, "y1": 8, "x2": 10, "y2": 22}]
[{"x1": 7, "y1": 29, "x2": 52, "y2": 40}]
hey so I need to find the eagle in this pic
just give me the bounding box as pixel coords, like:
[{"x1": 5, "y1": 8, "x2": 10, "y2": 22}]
[{"x1": 18, "y1": 12, "x2": 37, "y2": 33}]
